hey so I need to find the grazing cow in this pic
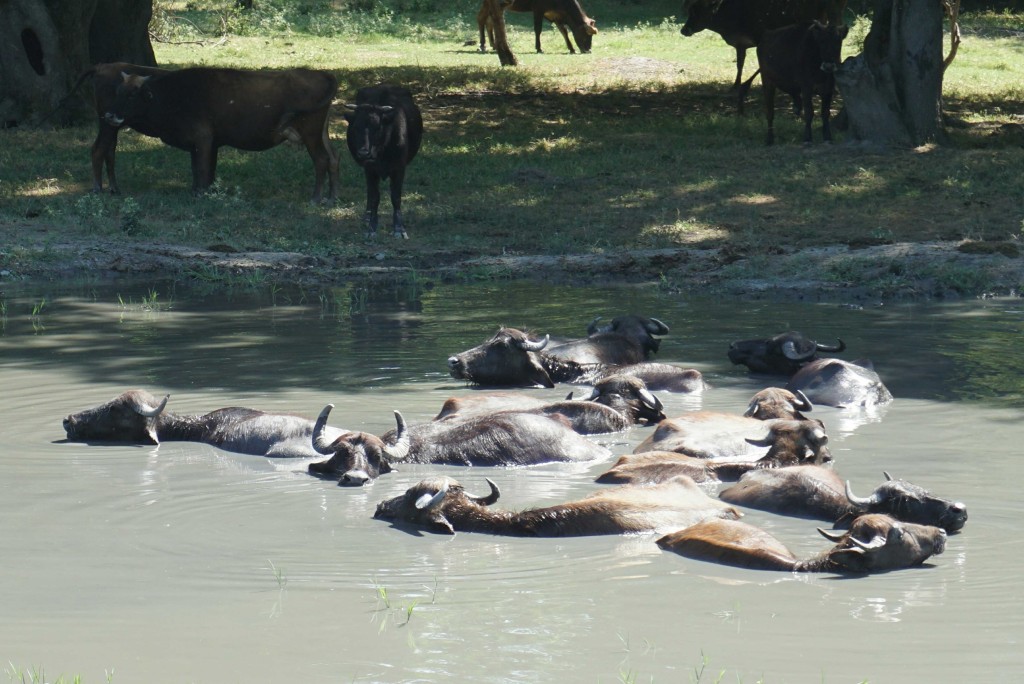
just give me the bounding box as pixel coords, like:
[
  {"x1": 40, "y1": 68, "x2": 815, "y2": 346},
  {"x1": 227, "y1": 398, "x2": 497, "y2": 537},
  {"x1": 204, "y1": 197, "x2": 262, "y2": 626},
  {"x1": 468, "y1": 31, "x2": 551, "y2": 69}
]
[
  {"x1": 344, "y1": 84, "x2": 423, "y2": 239},
  {"x1": 373, "y1": 475, "x2": 740, "y2": 536},
  {"x1": 478, "y1": 0, "x2": 598, "y2": 54},
  {"x1": 447, "y1": 326, "x2": 705, "y2": 391},
  {"x1": 69, "y1": 62, "x2": 170, "y2": 194},
  {"x1": 737, "y1": 21, "x2": 850, "y2": 145},
  {"x1": 728, "y1": 331, "x2": 846, "y2": 375},
  {"x1": 632, "y1": 387, "x2": 813, "y2": 458},
  {"x1": 679, "y1": 0, "x2": 846, "y2": 89},
  {"x1": 657, "y1": 514, "x2": 946, "y2": 573},
  {"x1": 786, "y1": 357, "x2": 893, "y2": 408},
  {"x1": 62, "y1": 389, "x2": 347, "y2": 458},
  {"x1": 308, "y1": 404, "x2": 609, "y2": 486},
  {"x1": 719, "y1": 467, "x2": 968, "y2": 531},
  {"x1": 104, "y1": 66, "x2": 340, "y2": 201},
  {"x1": 604, "y1": 419, "x2": 830, "y2": 484}
]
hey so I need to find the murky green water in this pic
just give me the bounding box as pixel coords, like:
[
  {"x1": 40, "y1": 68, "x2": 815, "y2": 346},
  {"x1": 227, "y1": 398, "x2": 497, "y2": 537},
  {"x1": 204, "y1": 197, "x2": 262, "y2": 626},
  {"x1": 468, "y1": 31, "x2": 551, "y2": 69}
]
[{"x1": 1, "y1": 278, "x2": 1021, "y2": 683}]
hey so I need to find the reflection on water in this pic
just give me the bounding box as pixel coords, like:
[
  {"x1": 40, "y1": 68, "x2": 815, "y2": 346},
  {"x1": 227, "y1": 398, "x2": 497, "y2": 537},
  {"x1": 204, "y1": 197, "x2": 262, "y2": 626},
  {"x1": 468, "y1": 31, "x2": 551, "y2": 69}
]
[{"x1": 0, "y1": 278, "x2": 1022, "y2": 682}]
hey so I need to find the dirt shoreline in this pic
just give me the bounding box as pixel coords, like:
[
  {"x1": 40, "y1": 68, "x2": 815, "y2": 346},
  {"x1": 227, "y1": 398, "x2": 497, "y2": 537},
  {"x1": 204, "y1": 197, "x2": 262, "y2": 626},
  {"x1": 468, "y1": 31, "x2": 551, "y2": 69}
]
[{"x1": 2, "y1": 232, "x2": 1022, "y2": 303}]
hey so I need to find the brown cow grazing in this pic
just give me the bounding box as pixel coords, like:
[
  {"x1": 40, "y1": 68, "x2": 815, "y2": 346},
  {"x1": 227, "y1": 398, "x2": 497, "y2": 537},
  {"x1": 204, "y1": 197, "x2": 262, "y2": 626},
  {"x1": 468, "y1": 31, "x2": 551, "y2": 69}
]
[
  {"x1": 104, "y1": 66, "x2": 340, "y2": 201},
  {"x1": 657, "y1": 514, "x2": 946, "y2": 573},
  {"x1": 344, "y1": 84, "x2": 423, "y2": 239},
  {"x1": 737, "y1": 21, "x2": 850, "y2": 145},
  {"x1": 478, "y1": 0, "x2": 598, "y2": 54},
  {"x1": 71, "y1": 62, "x2": 170, "y2": 194},
  {"x1": 679, "y1": 0, "x2": 846, "y2": 90},
  {"x1": 373, "y1": 475, "x2": 741, "y2": 536}
]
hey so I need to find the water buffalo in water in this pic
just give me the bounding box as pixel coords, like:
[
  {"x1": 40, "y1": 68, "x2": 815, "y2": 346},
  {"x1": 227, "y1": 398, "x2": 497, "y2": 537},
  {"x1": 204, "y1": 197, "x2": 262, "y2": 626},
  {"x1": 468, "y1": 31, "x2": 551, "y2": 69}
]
[
  {"x1": 62, "y1": 389, "x2": 347, "y2": 458},
  {"x1": 373, "y1": 475, "x2": 740, "y2": 536},
  {"x1": 104, "y1": 66, "x2": 340, "y2": 201},
  {"x1": 309, "y1": 404, "x2": 610, "y2": 486},
  {"x1": 657, "y1": 514, "x2": 946, "y2": 573},
  {"x1": 447, "y1": 326, "x2": 704, "y2": 391},
  {"x1": 728, "y1": 331, "x2": 845, "y2": 375},
  {"x1": 604, "y1": 419, "x2": 830, "y2": 484},
  {"x1": 679, "y1": 0, "x2": 846, "y2": 90},
  {"x1": 719, "y1": 467, "x2": 968, "y2": 531},
  {"x1": 786, "y1": 357, "x2": 893, "y2": 408},
  {"x1": 478, "y1": 0, "x2": 598, "y2": 54},
  {"x1": 344, "y1": 84, "x2": 423, "y2": 239},
  {"x1": 632, "y1": 387, "x2": 813, "y2": 458}
]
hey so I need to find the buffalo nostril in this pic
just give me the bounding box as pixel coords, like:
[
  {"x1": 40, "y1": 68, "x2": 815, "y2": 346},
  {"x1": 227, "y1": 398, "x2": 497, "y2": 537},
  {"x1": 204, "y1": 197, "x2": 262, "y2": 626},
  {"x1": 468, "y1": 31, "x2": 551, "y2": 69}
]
[
  {"x1": 339, "y1": 471, "x2": 370, "y2": 487},
  {"x1": 447, "y1": 356, "x2": 460, "y2": 369}
]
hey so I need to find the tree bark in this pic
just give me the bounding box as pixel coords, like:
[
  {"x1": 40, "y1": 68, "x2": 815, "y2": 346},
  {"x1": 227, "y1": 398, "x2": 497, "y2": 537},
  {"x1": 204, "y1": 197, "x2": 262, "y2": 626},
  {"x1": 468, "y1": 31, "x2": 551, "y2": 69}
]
[
  {"x1": 0, "y1": 0, "x2": 154, "y2": 127},
  {"x1": 834, "y1": 0, "x2": 945, "y2": 146}
]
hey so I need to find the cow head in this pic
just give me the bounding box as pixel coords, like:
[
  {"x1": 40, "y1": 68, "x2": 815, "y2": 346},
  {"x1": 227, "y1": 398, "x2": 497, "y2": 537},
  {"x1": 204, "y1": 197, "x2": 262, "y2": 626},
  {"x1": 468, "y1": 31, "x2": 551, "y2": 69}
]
[
  {"x1": 813, "y1": 514, "x2": 946, "y2": 573},
  {"x1": 746, "y1": 419, "x2": 831, "y2": 466},
  {"x1": 680, "y1": 0, "x2": 724, "y2": 36},
  {"x1": 63, "y1": 389, "x2": 169, "y2": 444},
  {"x1": 728, "y1": 331, "x2": 845, "y2": 375},
  {"x1": 582, "y1": 373, "x2": 665, "y2": 424},
  {"x1": 743, "y1": 387, "x2": 813, "y2": 421},
  {"x1": 104, "y1": 73, "x2": 153, "y2": 128},
  {"x1": 373, "y1": 477, "x2": 501, "y2": 535},
  {"x1": 344, "y1": 103, "x2": 399, "y2": 165},
  {"x1": 809, "y1": 21, "x2": 850, "y2": 74},
  {"x1": 845, "y1": 472, "x2": 968, "y2": 532},
  {"x1": 308, "y1": 405, "x2": 410, "y2": 486},
  {"x1": 447, "y1": 328, "x2": 555, "y2": 388},
  {"x1": 587, "y1": 314, "x2": 669, "y2": 357}
]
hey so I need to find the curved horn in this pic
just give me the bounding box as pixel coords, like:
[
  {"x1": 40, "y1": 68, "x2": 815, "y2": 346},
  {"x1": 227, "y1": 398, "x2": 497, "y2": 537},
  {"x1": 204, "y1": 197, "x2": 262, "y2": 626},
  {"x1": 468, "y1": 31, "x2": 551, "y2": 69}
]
[
  {"x1": 849, "y1": 533, "x2": 886, "y2": 551},
  {"x1": 781, "y1": 340, "x2": 816, "y2": 361},
  {"x1": 135, "y1": 394, "x2": 169, "y2": 418},
  {"x1": 639, "y1": 388, "x2": 663, "y2": 411},
  {"x1": 586, "y1": 316, "x2": 606, "y2": 335},
  {"x1": 791, "y1": 389, "x2": 813, "y2": 412},
  {"x1": 518, "y1": 334, "x2": 549, "y2": 352},
  {"x1": 745, "y1": 432, "x2": 775, "y2": 447},
  {"x1": 312, "y1": 404, "x2": 337, "y2": 455},
  {"x1": 845, "y1": 480, "x2": 879, "y2": 508},
  {"x1": 582, "y1": 387, "x2": 600, "y2": 401},
  {"x1": 345, "y1": 103, "x2": 359, "y2": 110},
  {"x1": 415, "y1": 481, "x2": 449, "y2": 511},
  {"x1": 817, "y1": 527, "x2": 846, "y2": 543},
  {"x1": 383, "y1": 410, "x2": 411, "y2": 461},
  {"x1": 468, "y1": 478, "x2": 501, "y2": 506},
  {"x1": 646, "y1": 317, "x2": 670, "y2": 335},
  {"x1": 816, "y1": 338, "x2": 846, "y2": 353},
  {"x1": 883, "y1": 471, "x2": 894, "y2": 481}
]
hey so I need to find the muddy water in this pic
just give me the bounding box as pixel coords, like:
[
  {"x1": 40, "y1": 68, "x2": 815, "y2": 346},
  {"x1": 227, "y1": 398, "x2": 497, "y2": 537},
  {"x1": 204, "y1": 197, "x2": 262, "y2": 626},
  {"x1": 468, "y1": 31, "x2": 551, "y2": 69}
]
[{"x1": 0, "y1": 280, "x2": 1021, "y2": 683}]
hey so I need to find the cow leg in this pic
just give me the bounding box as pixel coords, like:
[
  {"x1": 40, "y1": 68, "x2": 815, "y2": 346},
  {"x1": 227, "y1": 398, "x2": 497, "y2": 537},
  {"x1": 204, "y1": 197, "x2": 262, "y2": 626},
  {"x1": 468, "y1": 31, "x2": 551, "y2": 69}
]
[
  {"x1": 763, "y1": 80, "x2": 776, "y2": 146},
  {"x1": 802, "y1": 88, "x2": 815, "y2": 144},
  {"x1": 477, "y1": 1, "x2": 489, "y2": 51},
  {"x1": 191, "y1": 139, "x2": 217, "y2": 194},
  {"x1": 363, "y1": 168, "x2": 382, "y2": 239},
  {"x1": 820, "y1": 85, "x2": 835, "y2": 143},
  {"x1": 556, "y1": 23, "x2": 575, "y2": 54},
  {"x1": 733, "y1": 47, "x2": 746, "y2": 89},
  {"x1": 91, "y1": 122, "x2": 120, "y2": 194},
  {"x1": 533, "y1": 12, "x2": 544, "y2": 52},
  {"x1": 388, "y1": 166, "x2": 409, "y2": 240}
]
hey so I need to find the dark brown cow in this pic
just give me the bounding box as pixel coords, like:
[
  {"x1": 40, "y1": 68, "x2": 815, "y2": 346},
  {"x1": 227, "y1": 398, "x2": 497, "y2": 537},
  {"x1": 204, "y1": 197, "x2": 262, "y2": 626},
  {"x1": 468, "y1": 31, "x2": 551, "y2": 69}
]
[
  {"x1": 478, "y1": 0, "x2": 598, "y2": 54},
  {"x1": 679, "y1": 0, "x2": 846, "y2": 89},
  {"x1": 105, "y1": 66, "x2": 340, "y2": 200},
  {"x1": 373, "y1": 475, "x2": 740, "y2": 536},
  {"x1": 737, "y1": 21, "x2": 850, "y2": 145},
  {"x1": 344, "y1": 84, "x2": 423, "y2": 239},
  {"x1": 657, "y1": 514, "x2": 946, "y2": 573}
]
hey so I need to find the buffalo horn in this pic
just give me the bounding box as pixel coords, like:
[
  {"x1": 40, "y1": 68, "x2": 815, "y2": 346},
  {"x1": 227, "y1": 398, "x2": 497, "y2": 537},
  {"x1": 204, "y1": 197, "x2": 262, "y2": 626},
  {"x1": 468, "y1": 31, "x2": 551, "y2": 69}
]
[
  {"x1": 845, "y1": 480, "x2": 880, "y2": 508},
  {"x1": 383, "y1": 410, "x2": 411, "y2": 461},
  {"x1": 345, "y1": 104, "x2": 358, "y2": 110},
  {"x1": 792, "y1": 389, "x2": 813, "y2": 412},
  {"x1": 848, "y1": 533, "x2": 887, "y2": 551},
  {"x1": 883, "y1": 471, "x2": 894, "y2": 481},
  {"x1": 745, "y1": 432, "x2": 775, "y2": 447},
  {"x1": 816, "y1": 527, "x2": 846, "y2": 543},
  {"x1": 468, "y1": 478, "x2": 501, "y2": 506},
  {"x1": 639, "y1": 388, "x2": 663, "y2": 411},
  {"x1": 782, "y1": 340, "x2": 816, "y2": 361},
  {"x1": 518, "y1": 334, "x2": 549, "y2": 352},
  {"x1": 582, "y1": 387, "x2": 600, "y2": 401},
  {"x1": 312, "y1": 404, "x2": 337, "y2": 455},
  {"x1": 586, "y1": 316, "x2": 609, "y2": 335},
  {"x1": 647, "y1": 317, "x2": 670, "y2": 335},
  {"x1": 415, "y1": 481, "x2": 449, "y2": 511},
  {"x1": 135, "y1": 394, "x2": 169, "y2": 418},
  {"x1": 816, "y1": 338, "x2": 846, "y2": 353}
]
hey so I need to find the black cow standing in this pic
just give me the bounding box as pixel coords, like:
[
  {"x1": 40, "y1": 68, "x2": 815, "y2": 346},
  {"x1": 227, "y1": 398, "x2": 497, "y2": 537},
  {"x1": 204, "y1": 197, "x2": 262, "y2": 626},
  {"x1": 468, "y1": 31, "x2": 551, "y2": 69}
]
[
  {"x1": 738, "y1": 21, "x2": 849, "y2": 145},
  {"x1": 344, "y1": 84, "x2": 423, "y2": 239}
]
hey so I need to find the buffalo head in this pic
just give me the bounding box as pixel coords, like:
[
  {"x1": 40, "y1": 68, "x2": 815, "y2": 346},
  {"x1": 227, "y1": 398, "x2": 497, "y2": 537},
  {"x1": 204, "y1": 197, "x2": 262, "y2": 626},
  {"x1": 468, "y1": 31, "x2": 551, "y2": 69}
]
[
  {"x1": 679, "y1": 0, "x2": 724, "y2": 36},
  {"x1": 728, "y1": 331, "x2": 845, "y2": 375},
  {"x1": 586, "y1": 314, "x2": 669, "y2": 357},
  {"x1": 845, "y1": 472, "x2": 968, "y2": 532},
  {"x1": 308, "y1": 405, "x2": 410, "y2": 486},
  {"x1": 746, "y1": 419, "x2": 831, "y2": 466},
  {"x1": 447, "y1": 328, "x2": 555, "y2": 388},
  {"x1": 63, "y1": 389, "x2": 169, "y2": 444},
  {"x1": 581, "y1": 373, "x2": 664, "y2": 424},
  {"x1": 809, "y1": 21, "x2": 850, "y2": 74},
  {"x1": 373, "y1": 476, "x2": 501, "y2": 535},
  {"x1": 743, "y1": 387, "x2": 813, "y2": 420},
  {"x1": 810, "y1": 514, "x2": 946, "y2": 573}
]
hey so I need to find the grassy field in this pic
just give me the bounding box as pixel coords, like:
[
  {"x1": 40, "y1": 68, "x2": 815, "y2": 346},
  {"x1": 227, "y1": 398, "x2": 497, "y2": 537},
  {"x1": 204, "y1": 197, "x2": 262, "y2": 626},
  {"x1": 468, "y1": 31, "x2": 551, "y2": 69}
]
[{"x1": 1, "y1": 0, "x2": 1021, "y2": 293}]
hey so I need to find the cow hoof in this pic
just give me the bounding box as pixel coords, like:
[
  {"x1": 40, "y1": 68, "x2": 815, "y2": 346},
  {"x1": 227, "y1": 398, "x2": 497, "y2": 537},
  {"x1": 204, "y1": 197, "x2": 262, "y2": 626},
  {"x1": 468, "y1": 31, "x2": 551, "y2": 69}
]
[
  {"x1": 393, "y1": 229, "x2": 409, "y2": 240},
  {"x1": 365, "y1": 231, "x2": 379, "y2": 240}
]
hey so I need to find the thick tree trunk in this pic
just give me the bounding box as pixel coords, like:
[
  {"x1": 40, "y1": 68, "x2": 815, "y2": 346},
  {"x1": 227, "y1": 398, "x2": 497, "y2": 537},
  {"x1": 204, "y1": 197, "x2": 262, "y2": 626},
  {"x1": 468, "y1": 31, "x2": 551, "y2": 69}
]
[
  {"x1": 481, "y1": 0, "x2": 518, "y2": 67},
  {"x1": 835, "y1": 0, "x2": 945, "y2": 146},
  {"x1": 0, "y1": 0, "x2": 154, "y2": 127}
]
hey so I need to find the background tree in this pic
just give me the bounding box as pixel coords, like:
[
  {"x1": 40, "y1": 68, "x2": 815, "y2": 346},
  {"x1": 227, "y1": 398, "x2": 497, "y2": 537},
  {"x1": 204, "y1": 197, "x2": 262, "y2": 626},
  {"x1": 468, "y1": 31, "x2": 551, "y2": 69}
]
[{"x1": 0, "y1": 0, "x2": 155, "y2": 127}]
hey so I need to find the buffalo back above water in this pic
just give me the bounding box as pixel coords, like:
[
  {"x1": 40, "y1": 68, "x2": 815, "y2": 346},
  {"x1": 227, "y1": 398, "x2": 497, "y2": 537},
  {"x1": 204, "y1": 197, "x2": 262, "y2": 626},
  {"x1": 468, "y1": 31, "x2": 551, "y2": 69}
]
[{"x1": 786, "y1": 357, "x2": 893, "y2": 408}]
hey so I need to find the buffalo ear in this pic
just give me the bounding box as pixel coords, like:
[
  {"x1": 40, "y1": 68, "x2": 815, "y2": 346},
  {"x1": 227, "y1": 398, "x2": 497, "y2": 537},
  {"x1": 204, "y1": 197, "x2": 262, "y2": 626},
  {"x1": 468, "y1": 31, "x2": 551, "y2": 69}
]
[{"x1": 429, "y1": 514, "x2": 456, "y2": 535}]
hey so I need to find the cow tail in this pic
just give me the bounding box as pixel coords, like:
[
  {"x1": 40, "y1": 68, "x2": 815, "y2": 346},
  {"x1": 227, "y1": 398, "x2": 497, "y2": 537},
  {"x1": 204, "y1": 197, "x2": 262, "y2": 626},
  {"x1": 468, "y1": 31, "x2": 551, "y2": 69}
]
[
  {"x1": 33, "y1": 66, "x2": 98, "y2": 128},
  {"x1": 737, "y1": 69, "x2": 760, "y2": 115}
]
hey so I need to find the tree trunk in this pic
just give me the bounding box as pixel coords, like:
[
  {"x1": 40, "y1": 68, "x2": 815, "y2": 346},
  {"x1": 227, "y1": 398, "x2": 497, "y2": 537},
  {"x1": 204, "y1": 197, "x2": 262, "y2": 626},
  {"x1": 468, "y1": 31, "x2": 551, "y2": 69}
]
[
  {"x1": 481, "y1": 0, "x2": 518, "y2": 67},
  {"x1": 0, "y1": 0, "x2": 154, "y2": 127},
  {"x1": 834, "y1": 0, "x2": 945, "y2": 146}
]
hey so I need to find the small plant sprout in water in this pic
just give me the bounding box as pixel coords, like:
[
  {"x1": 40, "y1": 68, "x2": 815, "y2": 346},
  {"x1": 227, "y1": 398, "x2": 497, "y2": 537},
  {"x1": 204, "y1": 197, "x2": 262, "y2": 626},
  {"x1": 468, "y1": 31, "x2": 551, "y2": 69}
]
[
  {"x1": 268, "y1": 560, "x2": 287, "y2": 589},
  {"x1": 4, "y1": 661, "x2": 90, "y2": 684},
  {"x1": 30, "y1": 299, "x2": 46, "y2": 317}
]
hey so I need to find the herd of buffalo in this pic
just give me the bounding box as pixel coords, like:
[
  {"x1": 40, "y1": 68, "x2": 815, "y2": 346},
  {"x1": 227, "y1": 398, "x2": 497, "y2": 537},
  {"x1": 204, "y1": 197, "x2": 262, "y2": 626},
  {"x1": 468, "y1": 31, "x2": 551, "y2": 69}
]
[
  {"x1": 63, "y1": 314, "x2": 967, "y2": 575},
  {"x1": 76, "y1": 0, "x2": 854, "y2": 238}
]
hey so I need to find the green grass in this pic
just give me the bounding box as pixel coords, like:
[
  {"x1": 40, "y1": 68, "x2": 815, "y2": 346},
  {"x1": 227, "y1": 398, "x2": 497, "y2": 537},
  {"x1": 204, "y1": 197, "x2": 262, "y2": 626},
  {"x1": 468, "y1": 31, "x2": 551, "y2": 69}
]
[{"x1": 1, "y1": 0, "x2": 1021, "y2": 283}]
